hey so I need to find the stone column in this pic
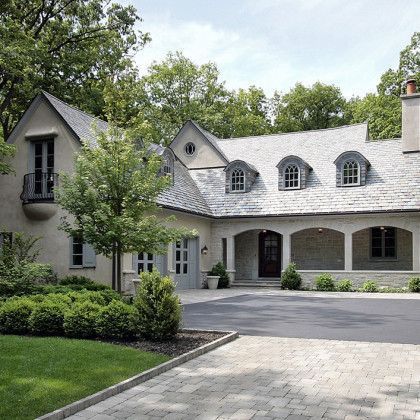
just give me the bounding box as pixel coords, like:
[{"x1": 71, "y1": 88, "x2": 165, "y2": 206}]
[
  {"x1": 413, "y1": 229, "x2": 420, "y2": 272},
  {"x1": 344, "y1": 232, "x2": 353, "y2": 271},
  {"x1": 226, "y1": 235, "x2": 236, "y2": 285},
  {"x1": 282, "y1": 233, "x2": 291, "y2": 271}
]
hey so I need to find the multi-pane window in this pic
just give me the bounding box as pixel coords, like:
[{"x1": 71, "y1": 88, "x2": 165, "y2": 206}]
[
  {"x1": 371, "y1": 227, "x2": 396, "y2": 258},
  {"x1": 231, "y1": 168, "x2": 245, "y2": 192},
  {"x1": 137, "y1": 252, "x2": 154, "y2": 273},
  {"x1": 71, "y1": 237, "x2": 84, "y2": 267},
  {"x1": 175, "y1": 239, "x2": 188, "y2": 275},
  {"x1": 284, "y1": 164, "x2": 300, "y2": 189},
  {"x1": 342, "y1": 160, "x2": 360, "y2": 185}
]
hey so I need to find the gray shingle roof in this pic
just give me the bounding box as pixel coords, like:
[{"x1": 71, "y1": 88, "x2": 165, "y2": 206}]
[
  {"x1": 189, "y1": 123, "x2": 420, "y2": 217},
  {"x1": 42, "y1": 91, "x2": 108, "y2": 144}
]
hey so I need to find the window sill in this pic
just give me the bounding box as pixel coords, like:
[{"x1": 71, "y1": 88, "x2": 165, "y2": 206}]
[{"x1": 69, "y1": 266, "x2": 96, "y2": 269}]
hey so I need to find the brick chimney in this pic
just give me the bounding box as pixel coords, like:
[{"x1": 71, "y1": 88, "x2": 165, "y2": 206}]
[{"x1": 401, "y1": 78, "x2": 420, "y2": 153}]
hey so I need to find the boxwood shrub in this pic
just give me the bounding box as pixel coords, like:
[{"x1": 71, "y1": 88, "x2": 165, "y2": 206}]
[
  {"x1": 29, "y1": 299, "x2": 69, "y2": 336},
  {"x1": 281, "y1": 263, "x2": 302, "y2": 290},
  {"x1": 64, "y1": 301, "x2": 102, "y2": 338},
  {"x1": 315, "y1": 273, "x2": 336, "y2": 291},
  {"x1": 0, "y1": 297, "x2": 36, "y2": 334},
  {"x1": 337, "y1": 279, "x2": 353, "y2": 292},
  {"x1": 96, "y1": 301, "x2": 138, "y2": 340},
  {"x1": 361, "y1": 280, "x2": 378, "y2": 293},
  {"x1": 408, "y1": 277, "x2": 420, "y2": 293}
]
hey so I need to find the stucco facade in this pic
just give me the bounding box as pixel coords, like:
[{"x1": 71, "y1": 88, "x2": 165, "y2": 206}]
[{"x1": 0, "y1": 91, "x2": 419, "y2": 291}]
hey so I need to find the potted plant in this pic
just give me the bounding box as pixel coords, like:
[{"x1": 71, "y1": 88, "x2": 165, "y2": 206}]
[
  {"x1": 207, "y1": 262, "x2": 230, "y2": 289},
  {"x1": 206, "y1": 274, "x2": 219, "y2": 290}
]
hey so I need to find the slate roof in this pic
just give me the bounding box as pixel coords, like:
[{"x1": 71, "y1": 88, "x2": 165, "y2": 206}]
[
  {"x1": 42, "y1": 91, "x2": 108, "y2": 145},
  {"x1": 189, "y1": 123, "x2": 420, "y2": 217}
]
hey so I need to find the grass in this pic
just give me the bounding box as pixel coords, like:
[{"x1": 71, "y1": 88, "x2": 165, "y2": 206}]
[{"x1": 0, "y1": 335, "x2": 170, "y2": 419}]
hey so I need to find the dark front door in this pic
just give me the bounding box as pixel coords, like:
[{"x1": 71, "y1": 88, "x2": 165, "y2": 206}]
[{"x1": 259, "y1": 230, "x2": 281, "y2": 277}]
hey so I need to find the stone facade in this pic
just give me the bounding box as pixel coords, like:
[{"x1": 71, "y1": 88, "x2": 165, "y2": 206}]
[
  {"x1": 353, "y1": 227, "x2": 412, "y2": 270},
  {"x1": 291, "y1": 228, "x2": 344, "y2": 270},
  {"x1": 235, "y1": 230, "x2": 259, "y2": 280}
]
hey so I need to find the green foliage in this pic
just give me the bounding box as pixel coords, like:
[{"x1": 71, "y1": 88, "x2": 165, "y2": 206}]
[
  {"x1": 96, "y1": 301, "x2": 139, "y2": 340},
  {"x1": 64, "y1": 301, "x2": 102, "y2": 338},
  {"x1": 361, "y1": 281, "x2": 378, "y2": 293},
  {"x1": 0, "y1": 297, "x2": 36, "y2": 334},
  {"x1": 0, "y1": 140, "x2": 15, "y2": 174},
  {"x1": 315, "y1": 274, "x2": 336, "y2": 291},
  {"x1": 134, "y1": 269, "x2": 182, "y2": 340},
  {"x1": 337, "y1": 279, "x2": 353, "y2": 292},
  {"x1": 408, "y1": 277, "x2": 420, "y2": 293},
  {"x1": 57, "y1": 123, "x2": 191, "y2": 291},
  {"x1": 0, "y1": 0, "x2": 148, "y2": 140},
  {"x1": 208, "y1": 262, "x2": 230, "y2": 288},
  {"x1": 58, "y1": 275, "x2": 110, "y2": 291},
  {"x1": 273, "y1": 82, "x2": 350, "y2": 132},
  {"x1": 29, "y1": 300, "x2": 69, "y2": 336},
  {"x1": 280, "y1": 263, "x2": 302, "y2": 290}
]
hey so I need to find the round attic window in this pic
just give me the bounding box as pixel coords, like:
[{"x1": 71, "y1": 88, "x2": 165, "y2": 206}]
[{"x1": 185, "y1": 142, "x2": 196, "y2": 156}]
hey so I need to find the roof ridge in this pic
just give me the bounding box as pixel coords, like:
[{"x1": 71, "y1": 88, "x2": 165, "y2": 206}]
[
  {"x1": 41, "y1": 90, "x2": 107, "y2": 124},
  {"x1": 217, "y1": 122, "x2": 368, "y2": 141}
]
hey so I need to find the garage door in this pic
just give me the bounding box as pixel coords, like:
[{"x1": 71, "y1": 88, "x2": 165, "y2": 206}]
[{"x1": 174, "y1": 238, "x2": 199, "y2": 289}]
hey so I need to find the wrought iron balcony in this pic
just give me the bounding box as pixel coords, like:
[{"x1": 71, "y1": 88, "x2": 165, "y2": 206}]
[{"x1": 20, "y1": 172, "x2": 59, "y2": 204}]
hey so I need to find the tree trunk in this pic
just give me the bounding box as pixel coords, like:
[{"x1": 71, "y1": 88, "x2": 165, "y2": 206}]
[
  {"x1": 116, "y1": 242, "x2": 122, "y2": 293},
  {"x1": 111, "y1": 244, "x2": 116, "y2": 291}
]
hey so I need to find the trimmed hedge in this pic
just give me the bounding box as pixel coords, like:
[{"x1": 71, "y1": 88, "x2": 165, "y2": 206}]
[
  {"x1": 315, "y1": 273, "x2": 336, "y2": 291},
  {"x1": 64, "y1": 301, "x2": 102, "y2": 338},
  {"x1": 0, "y1": 298, "x2": 36, "y2": 334},
  {"x1": 29, "y1": 300, "x2": 69, "y2": 336}
]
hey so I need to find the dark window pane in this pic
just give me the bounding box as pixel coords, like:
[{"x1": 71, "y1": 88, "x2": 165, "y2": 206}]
[
  {"x1": 35, "y1": 157, "x2": 42, "y2": 169},
  {"x1": 138, "y1": 263, "x2": 144, "y2": 272},
  {"x1": 47, "y1": 156, "x2": 54, "y2": 168},
  {"x1": 147, "y1": 253, "x2": 153, "y2": 260},
  {"x1": 73, "y1": 243, "x2": 83, "y2": 254},
  {"x1": 35, "y1": 143, "x2": 42, "y2": 155},
  {"x1": 47, "y1": 141, "x2": 54, "y2": 154},
  {"x1": 147, "y1": 263, "x2": 153, "y2": 272},
  {"x1": 176, "y1": 251, "x2": 181, "y2": 261},
  {"x1": 183, "y1": 263, "x2": 188, "y2": 274},
  {"x1": 176, "y1": 263, "x2": 180, "y2": 274},
  {"x1": 385, "y1": 247, "x2": 396, "y2": 258},
  {"x1": 371, "y1": 247, "x2": 382, "y2": 258},
  {"x1": 138, "y1": 252, "x2": 144, "y2": 260},
  {"x1": 183, "y1": 239, "x2": 188, "y2": 248},
  {"x1": 183, "y1": 251, "x2": 188, "y2": 261},
  {"x1": 73, "y1": 255, "x2": 83, "y2": 266}
]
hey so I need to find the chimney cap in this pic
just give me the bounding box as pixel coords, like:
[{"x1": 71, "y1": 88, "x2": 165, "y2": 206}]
[{"x1": 406, "y1": 78, "x2": 417, "y2": 95}]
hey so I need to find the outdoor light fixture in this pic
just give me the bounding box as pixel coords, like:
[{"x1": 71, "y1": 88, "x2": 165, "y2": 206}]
[
  {"x1": 262, "y1": 229, "x2": 267, "y2": 233},
  {"x1": 201, "y1": 245, "x2": 208, "y2": 255},
  {"x1": 318, "y1": 228, "x2": 323, "y2": 234},
  {"x1": 380, "y1": 226, "x2": 385, "y2": 230}
]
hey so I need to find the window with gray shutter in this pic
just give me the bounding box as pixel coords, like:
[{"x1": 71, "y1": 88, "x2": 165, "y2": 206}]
[{"x1": 70, "y1": 237, "x2": 96, "y2": 268}]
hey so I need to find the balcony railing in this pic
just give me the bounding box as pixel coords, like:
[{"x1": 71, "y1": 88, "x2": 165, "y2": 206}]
[{"x1": 20, "y1": 172, "x2": 59, "y2": 204}]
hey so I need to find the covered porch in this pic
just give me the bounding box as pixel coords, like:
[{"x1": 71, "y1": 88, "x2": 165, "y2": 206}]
[{"x1": 218, "y1": 217, "x2": 420, "y2": 288}]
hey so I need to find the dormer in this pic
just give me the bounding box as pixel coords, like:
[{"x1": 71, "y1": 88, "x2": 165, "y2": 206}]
[
  {"x1": 169, "y1": 120, "x2": 229, "y2": 169},
  {"x1": 334, "y1": 151, "x2": 370, "y2": 187},
  {"x1": 224, "y1": 160, "x2": 258, "y2": 193},
  {"x1": 276, "y1": 156, "x2": 312, "y2": 190}
]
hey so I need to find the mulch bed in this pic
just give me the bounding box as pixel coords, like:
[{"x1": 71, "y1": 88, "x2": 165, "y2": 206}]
[{"x1": 106, "y1": 329, "x2": 228, "y2": 357}]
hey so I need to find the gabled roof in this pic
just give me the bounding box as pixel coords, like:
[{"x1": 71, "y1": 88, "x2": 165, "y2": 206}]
[{"x1": 41, "y1": 91, "x2": 108, "y2": 145}]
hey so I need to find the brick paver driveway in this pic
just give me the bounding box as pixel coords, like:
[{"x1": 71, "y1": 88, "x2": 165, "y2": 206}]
[{"x1": 70, "y1": 336, "x2": 420, "y2": 420}]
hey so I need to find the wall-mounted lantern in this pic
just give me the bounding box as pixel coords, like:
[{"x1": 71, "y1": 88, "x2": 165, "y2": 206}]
[{"x1": 201, "y1": 245, "x2": 208, "y2": 255}]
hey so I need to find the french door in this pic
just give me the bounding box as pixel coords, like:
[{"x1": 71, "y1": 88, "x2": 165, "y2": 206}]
[
  {"x1": 259, "y1": 231, "x2": 282, "y2": 277},
  {"x1": 33, "y1": 140, "x2": 54, "y2": 198}
]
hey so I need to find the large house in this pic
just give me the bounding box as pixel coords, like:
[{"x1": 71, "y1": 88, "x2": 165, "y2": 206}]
[{"x1": 1, "y1": 81, "x2": 419, "y2": 291}]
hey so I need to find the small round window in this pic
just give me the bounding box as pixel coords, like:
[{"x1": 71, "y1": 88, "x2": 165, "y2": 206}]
[{"x1": 185, "y1": 142, "x2": 196, "y2": 156}]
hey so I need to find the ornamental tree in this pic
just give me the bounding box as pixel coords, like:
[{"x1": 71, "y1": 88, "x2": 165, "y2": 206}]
[{"x1": 57, "y1": 124, "x2": 192, "y2": 292}]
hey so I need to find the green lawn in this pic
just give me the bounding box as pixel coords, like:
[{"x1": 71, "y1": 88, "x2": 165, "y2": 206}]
[{"x1": 0, "y1": 335, "x2": 170, "y2": 419}]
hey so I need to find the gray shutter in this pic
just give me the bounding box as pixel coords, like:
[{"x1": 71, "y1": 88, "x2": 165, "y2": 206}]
[
  {"x1": 83, "y1": 243, "x2": 96, "y2": 267},
  {"x1": 154, "y1": 254, "x2": 167, "y2": 275}
]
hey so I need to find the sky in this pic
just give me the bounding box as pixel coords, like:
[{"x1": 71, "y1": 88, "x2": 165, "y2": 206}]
[{"x1": 130, "y1": 0, "x2": 420, "y2": 98}]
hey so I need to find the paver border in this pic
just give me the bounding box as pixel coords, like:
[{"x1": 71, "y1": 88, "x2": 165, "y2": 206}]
[{"x1": 37, "y1": 329, "x2": 238, "y2": 420}]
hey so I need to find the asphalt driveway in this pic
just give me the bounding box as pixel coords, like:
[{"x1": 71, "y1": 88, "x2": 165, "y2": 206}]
[{"x1": 183, "y1": 293, "x2": 420, "y2": 344}]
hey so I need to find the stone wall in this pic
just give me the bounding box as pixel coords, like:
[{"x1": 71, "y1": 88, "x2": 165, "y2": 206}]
[
  {"x1": 353, "y1": 228, "x2": 412, "y2": 270},
  {"x1": 291, "y1": 228, "x2": 344, "y2": 270},
  {"x1": 235, "y1": 230, "x2": 259, "y2": 280},
  {"x1": 299, "y1": 271, "x2": 420, "y2": 288}
]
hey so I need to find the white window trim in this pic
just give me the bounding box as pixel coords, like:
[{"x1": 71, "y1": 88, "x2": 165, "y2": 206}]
[
  {"x1": 230, "y1": 168, "x2": 245, "y2": 192},
  {"x1": 284, "y1": 164, "x2": 301, "y2": 190},
  {"x1": 69, "y1": 237, "x2": 96, "y2": 269},
  {"x1": 341, "y1": 160, "x2": 360, "y2": 186}
]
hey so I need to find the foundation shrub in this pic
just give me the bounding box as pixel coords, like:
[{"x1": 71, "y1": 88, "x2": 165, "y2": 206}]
[
  {"x1": 280, "y1": 263, "x2": 302, "y2": 290},
  {"x1": 337, "y1": 279, "x2": 353, "y2": 292},
  {"x1": 134, "y1": 269, "x2": 182, "y2": 340},
  {"x1": 361, "y1": 280, "x2": 378, "y2": 293},
  {"x1": 64, "y1": 301, "x2": 102, "y2": 338},
  {"x1": 29, "y1": 299, "x2": 69, "y2": 336},
  {"x1": 58, "y1": 275, "x2": 110, "y2": 291},
  {"x1": 315, "y1": 273, "x2": 336, "y2": 291},
  {"x1": 408, "y1": 277, "x2": 420, "y2": 293}
]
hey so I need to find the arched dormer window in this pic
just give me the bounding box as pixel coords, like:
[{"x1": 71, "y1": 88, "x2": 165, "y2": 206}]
[
  {"x1": 284, "y1": 164, "x2": 300, "y2": 189},
  {"x1": 334, "y1": 151, "x2": 370, "y2": 187},
  {"x1": 231, "y1": 168, "x2": 245, "y2": 191},
  {"x1": 277, "y1": 156, "x2": 311, "y2": 190},
  {"x1": 224, "y1": 160, "x2": 258, "y2": 193}
]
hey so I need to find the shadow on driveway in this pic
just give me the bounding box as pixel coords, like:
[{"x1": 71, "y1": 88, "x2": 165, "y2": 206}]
[{"x1": 183, "y1": 294, "x2": 420, "y2": 344}]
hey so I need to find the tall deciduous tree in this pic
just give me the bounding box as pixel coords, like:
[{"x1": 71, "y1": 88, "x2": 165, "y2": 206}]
[
  {"x1": 57, "y1": 124, "x2": 191, "y2": 292},
  {"x1": 0, "y1": 139, "x2": 15, "y2": 174},
  {"x1": 273, "y1": 82, "x2": 349, "y2": 133},
  {"x1": 0, "y1": 0, "x2": 149, "y2": 140}
]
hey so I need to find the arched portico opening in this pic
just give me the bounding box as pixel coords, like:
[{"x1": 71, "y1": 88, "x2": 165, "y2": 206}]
[
  {"x1": 291, "y1": 228, "x2": 344, "y2": 270},
  {"x1": 352, "y1": 226, "x2": 413, "y2": 270},
  {"x1": 234, "y1": 229, "x2": 283, "y2": 281}
]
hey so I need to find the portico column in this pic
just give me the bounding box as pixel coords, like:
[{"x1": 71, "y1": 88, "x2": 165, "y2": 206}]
[
  {"x1": 226, "y1": 235, "x2": 236, "y2": 285},
  {"x1": 282, "y1": 233, "x2": 291, "y2": 271},
  {"x1": 344, "y1": 232, "x2": 353, "y2": 271},
  {"x1": 413, "y1": 229, "x2": 420, "y2": 272}
]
